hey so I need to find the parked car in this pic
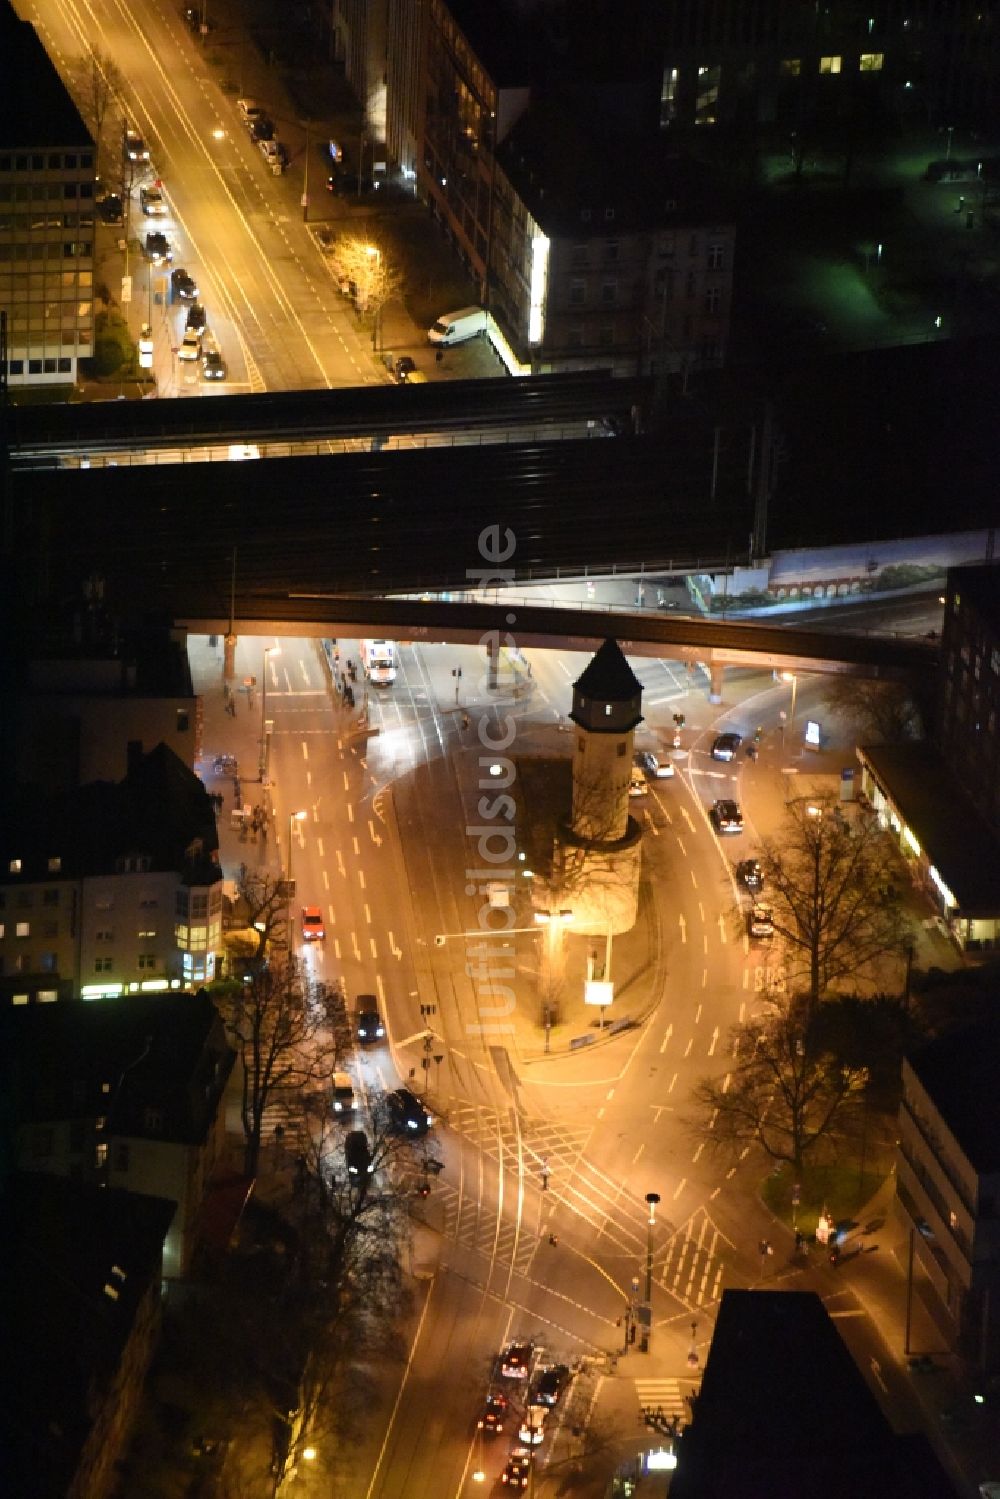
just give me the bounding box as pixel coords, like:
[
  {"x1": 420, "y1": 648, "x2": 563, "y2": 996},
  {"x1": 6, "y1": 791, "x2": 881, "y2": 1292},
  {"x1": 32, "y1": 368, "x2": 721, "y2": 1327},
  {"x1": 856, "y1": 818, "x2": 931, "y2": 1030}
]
[
  {"x1": 144, "y1": 231, "x2": 172, "y2": 264},
  {"x1": 171, "y1": 267, "x2": 198, "y2": 301},
  {"x1": 386, "y1": 1087, "x2": 432, "y2": 1136},
  {"x1": 628, "y1": 770, "x2": 648, "y2": 798},
  {"x1": 344, "y1": 1130, "x2": 373, "y2": 1177},
  {"x1": 185, "y1": 303, "x2": 207, "y2": 334},
  {"x1": 96, "y1": 193, "x2": 124, "y2": 224},
  {"x1": 476, "y1": 1392, "x2": 508, "y2": 1435},
  {"x1": 177, "y1": 329, "x2": 201, "y2": 361},
  {"x1": 711, "y1": 732, "x2": 742, "y2": 761},
  {"x1": 259, "y1": 138, "x2": 283, "y2": 169},
  {"x1": 356, "y1": 997, "x2": 385, "y2": 1042},
  {"x1": 251, "y1": 117, "x2": 275, "y2": 142},
  {"x1": 748, "y1": 904, "x2": 774, "y2": 940},
  {"x1": 500, "y1": 1341, "x2": 534, "y2": 1379},
  {"x1": 301, "y1": 905, "x2": 324, "y2": 940},
  {"x1": 237, "y1": 98, "x2": 265, "y2": 129},
  {"x1": 201, "y1": 349, "x2": 227, "y2": 380},
  {"x1": 140, "y1": 185, "x2": 166, "y2": 216},
  {"x1": 531, "y1": 1364, "x2": 570, "y2": 1407},
  {"x1": 711, "y1": 799, "x2": 744, "y2": 834}
]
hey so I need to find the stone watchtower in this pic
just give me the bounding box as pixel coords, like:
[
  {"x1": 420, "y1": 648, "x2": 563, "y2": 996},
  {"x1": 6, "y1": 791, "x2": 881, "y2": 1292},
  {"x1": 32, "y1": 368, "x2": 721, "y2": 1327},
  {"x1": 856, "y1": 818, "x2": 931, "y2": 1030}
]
[{"x1": 569, "y1": 639, "x2": 644, "y2": 843}]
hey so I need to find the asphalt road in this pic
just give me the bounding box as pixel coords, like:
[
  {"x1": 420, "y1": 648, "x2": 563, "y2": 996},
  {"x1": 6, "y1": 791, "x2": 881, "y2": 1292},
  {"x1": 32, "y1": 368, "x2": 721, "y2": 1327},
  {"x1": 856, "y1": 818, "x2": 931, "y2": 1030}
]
[{"x1": 29, "y1": 0, "x2": 375, "y2": 391}]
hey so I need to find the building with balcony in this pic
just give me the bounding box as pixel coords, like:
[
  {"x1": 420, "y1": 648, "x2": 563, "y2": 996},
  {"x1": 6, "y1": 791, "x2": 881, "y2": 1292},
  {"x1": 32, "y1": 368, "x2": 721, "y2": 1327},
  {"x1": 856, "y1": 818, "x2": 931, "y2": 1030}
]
[
  {"x1": 0, "y1": 0, "x2": 96, "y2": 388},
  {"x1": 895, "y1": 1019, "x2": 1000, "y2": 1374},
  {"x1": 0, "y1": 741, "x2": 222, "y2": 1005},
  {"x1": 2, "y1": 989, "x2": 234, "y2": 1280},
  {"x1": 2, "y1": 1173, "x2": 176, "y2": 1499}
]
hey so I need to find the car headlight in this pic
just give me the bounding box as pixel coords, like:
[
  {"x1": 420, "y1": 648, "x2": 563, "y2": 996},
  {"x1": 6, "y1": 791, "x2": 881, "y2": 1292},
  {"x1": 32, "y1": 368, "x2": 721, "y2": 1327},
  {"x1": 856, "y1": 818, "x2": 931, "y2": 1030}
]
[
  {"x1": 334, "y1": 1102, "x2": 343, "y2": 1112},
  {"x1": 358, "y1": 1028, "x2": 367, "y2": 1038}
]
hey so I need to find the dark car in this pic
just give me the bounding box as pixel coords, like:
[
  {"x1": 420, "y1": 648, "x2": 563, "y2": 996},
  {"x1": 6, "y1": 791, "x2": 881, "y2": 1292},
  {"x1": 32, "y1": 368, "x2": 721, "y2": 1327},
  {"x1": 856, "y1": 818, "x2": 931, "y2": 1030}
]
[
  {"x1": 171, "y1": 267, "x2": 198, "y2": 301},
  {"x1": 183, "y1": 5, "x2": 214, "y2": 32},
  {"x1": 201, "y1": 349, "x2": 227, "y2": 380},
  {"x1": 476, "y1": 1391, "x2": 508, "y2": 1435},
  {"x1": 502, "y1": 1449, "x2": 532, "y2": 1488},
  {"x1": 144, "y1": 231, "x2": 172, "y2": 264},
  {"x1": 500, "y1": 1340, "x2": 534, "y2": 1379},
  {"x1": 711, "y1": 799, "x2": 744, "y2": 834},
  {"x1": 251, "y1": 117, "x2": 275, "y2": 142},
  {"x1": 387, "y1": 1087, "x2": 432, "y2": 1136},
  {"x1": 97, "y1": 193, "x2": 124, "y2": 224},
  {"x1": 185, "y1": 302, "x2": 207, "y2": 334},
  {"x1": 736, "y1": 858, "x2": 763, "y2": 892},
  {"x1": 711, "y1": 732, "x2": 742, "y2": 761},
  {"x1": 345, "y1": 1130, "x2": 374, "y2": 1177},
  {"x1": 394, "y1": 355, "x2": 416, "y2": 383},
  {"x1": 531, "y1": 1364, "x2": 570, "y2": 1407},
  {"x1": 356, "y1": 997, "x2": 385, "y2": 1043}
]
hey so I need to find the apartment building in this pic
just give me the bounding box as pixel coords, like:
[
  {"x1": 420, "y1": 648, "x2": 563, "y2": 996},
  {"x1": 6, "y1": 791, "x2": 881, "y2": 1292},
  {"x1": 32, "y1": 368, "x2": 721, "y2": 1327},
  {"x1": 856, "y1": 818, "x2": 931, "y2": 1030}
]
[
  {"x1": 936, "y1": 563, "x2": 1000, "y2": 842},
  {"x1": 0, "y1": 0, "x2": 95, "y2": 388},
  {"x1": 895, "y1": 1019, "x2": 1000, "y2": 1374},
  {"x1": 0, "y1": 741, "x2": 223, "y2": 1004},
  {"x1": 2, "y1": 989, "x2": 234, "y2": 1280}
]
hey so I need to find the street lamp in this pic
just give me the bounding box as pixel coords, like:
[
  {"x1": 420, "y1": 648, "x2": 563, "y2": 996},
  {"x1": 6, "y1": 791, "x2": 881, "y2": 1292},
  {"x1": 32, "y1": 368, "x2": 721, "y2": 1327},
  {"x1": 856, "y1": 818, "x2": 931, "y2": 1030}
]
[
  {"x1": 641, "y1": 1191, "x2": 660, "y2": 1352},
  {"x1": 259, "y1": 645, "x2": 280, "y2": 782},
  {"x1": 535, "y1": 907, "x2": 573, "y2": 1029},
  {"x1": 286, "y1": 810, "x2": 307, "y2": 936},
  {"x1": 780, "y1": 669, "x2": 797, "y2": 732}
]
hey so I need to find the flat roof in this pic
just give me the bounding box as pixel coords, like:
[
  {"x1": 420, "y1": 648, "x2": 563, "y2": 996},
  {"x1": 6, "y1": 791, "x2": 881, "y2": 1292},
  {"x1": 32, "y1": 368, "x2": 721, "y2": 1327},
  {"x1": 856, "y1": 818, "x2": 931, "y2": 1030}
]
[
  {"x1": 907, "y1": 1021, "x2": 1000, "y2": 1175},
  {"x1": 858, "y1": 740, "x2": 1000, "y2": 914},
  {"x1": 0, "y1": 2, "x2": 92, "y2": 150}
]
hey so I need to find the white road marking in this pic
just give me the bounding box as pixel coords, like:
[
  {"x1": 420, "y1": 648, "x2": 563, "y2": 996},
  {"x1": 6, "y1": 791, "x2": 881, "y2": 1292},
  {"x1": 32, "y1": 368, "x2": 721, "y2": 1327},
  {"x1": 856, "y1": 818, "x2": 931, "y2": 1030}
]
[
  {"x1": 370, "y1": 938, "x2": 378, "y2": 958},
  {"x1": 659, "y1": 1024, "x2": 673, "y2": 1054},
  {"x1": 676, "y1": 836, "x2": 686, "y2": 858},
  {"x1": 337, "y1": 850, "x2": 346, "y2": 877},
  {"x1": 347, "y1": 803, "x2": 354, "y2": 823},
  {"x1": 694, "y1": 1004, "x2": 702, "y2": 1024},
  {"x1": 364, "y1": 902, "x2": 372, "y2": 924},
  {"x1": 389, "y1": 930, "x2": 402, "y2": 958},
  {"x1": 343, "y1": 771, "x2": 350, "y2": 791},
  {"x1": 683, "y1": 1038, "x2": 693, "y2": 1058},
  {"x1": 690, "y1": 870, "x2": 698, "y2": 889},
  {"x1": 668, "y1": 1073, "x2": 678, "y2": 1093},
  {"x1": 369, "y1": 819, "x2": 382, "y2": 846},
  {"x1": 692, "y1": 1142, "x2": 704, "y2": 1163},
  {"x1": 673, "y1": 1178, "x2": 686, "y2": 1200},
  {"x1": 358, "y1": 870, "x2": 366, "y2": 889},
  {"x1": 353, "y1": 836, "x2": 360, "y2": 855},
  {"x1": 322, "y1": 869, "x2": 329, "y2": 890},
  {"x1": 678, "y1": 914, "x2": 687, "y2": 943},
  {"x1": 718, "y1": 914, "x2": 728, "y2": 944},
  {"x1": 680, "y1": 807, "x2": 696, "y2": 833},
  {"x1": 708, "y1": 1026, "x2": 719, "y2": 1057},
  {"x1": 632, "y1": 1144, "x2": 645, "y2": 1164},
  {"x1": 698, "y1": 901, "x2": 705, "y2": 923},
  {"x1": 333, "y1": 938, "x2": 341, "y2": 959},
  {"x1": 317, "y1": 837, "x2": 324, "y2": 858},
  {"x1": 870, "y1": 1358, "x2": 888, "y2": 1393},
  {"x1": 301, "y1": 741, "x2": 309, "y2": 760},
  {"x1": 351, "y1": 932, "x2": 361, "y2": 961}
]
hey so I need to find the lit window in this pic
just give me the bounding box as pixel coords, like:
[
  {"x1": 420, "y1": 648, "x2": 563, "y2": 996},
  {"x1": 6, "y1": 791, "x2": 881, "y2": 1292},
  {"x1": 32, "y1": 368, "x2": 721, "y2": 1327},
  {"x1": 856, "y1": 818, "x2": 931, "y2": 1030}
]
[
  {"x1": 9, "y1": 858, "x2": 21, "y2": 873},
  {"x1": 859, "y1": 52, "x2": 884, "y2": 71},
  {"x1": 780, "y1": 59, "x2": 801, "y2": 77},
  {"x1": 949, "y1": 1210, "x2": 958, "y2": 1230},
  {"x1": 137, "y1": 929, "x2": 157, "y2": 939},
  {"x1": 95, "y1": 1141, "x2": 108, "y2": 1166},
  {"x1": 47, "y1": 857, "x2": 61, "y2": 873},
  {"x1": 16, "y1": 921, "x2": 29, "y2": 938},
  {"x1": 819, "y1": 56, "x2": 842, "y2": 74},
  {"x1": 604, "y1": 704, "x2": 612, "y2": 716}
]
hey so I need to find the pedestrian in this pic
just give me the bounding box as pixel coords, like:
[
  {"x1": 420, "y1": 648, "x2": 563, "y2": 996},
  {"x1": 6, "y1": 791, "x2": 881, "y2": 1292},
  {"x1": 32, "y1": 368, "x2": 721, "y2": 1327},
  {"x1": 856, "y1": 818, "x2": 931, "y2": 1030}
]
[{"x1": 435, "y1": 348, "x2": 443, "y2": 363}]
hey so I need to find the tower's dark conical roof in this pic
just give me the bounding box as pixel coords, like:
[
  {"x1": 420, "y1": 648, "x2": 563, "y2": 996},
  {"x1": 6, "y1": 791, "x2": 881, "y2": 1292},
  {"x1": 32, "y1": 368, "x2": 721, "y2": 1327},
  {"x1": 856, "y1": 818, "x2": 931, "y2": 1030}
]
[{"x1": 572, "y1": 639, "x2": 642, "y2": 702}]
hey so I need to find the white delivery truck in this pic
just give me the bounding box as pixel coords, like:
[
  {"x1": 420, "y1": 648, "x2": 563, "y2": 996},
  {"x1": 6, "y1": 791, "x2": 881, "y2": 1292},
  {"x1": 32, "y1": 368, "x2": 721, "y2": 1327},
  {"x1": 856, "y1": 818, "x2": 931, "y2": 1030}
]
[
  {"x1": 361, "y1": 639, "x2": 397, "y2": 685},
  {"x1": 427, "y1": 306, "x2": 488, "y2": 345}
]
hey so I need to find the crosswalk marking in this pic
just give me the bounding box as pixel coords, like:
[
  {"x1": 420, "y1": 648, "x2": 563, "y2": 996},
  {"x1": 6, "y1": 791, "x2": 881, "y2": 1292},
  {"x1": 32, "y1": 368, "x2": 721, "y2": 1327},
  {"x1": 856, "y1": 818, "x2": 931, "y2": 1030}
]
[{"x1": 634, "y1": 1378, "x2": 686, "y2": 1417}]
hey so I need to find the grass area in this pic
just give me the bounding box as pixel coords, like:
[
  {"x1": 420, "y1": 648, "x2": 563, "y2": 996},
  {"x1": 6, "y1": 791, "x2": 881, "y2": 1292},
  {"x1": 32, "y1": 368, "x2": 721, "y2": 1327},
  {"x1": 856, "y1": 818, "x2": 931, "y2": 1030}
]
[{"x1": 762, "y1": 1159, "x2": 888, "y2": 1236}]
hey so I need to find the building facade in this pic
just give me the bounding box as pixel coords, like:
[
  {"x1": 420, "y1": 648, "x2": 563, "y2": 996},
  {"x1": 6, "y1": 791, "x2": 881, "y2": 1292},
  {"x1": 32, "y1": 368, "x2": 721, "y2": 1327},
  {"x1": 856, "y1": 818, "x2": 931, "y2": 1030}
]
[
  {"x1": 0, "y1": 1, "x2": 95, "y2": 388},
  {"x1": 895, "y1": 1023, "x2": 1000, "y2": 1374},
  {"x1": 936, "y1": 563, "x2": 1000, "y2": 842}
]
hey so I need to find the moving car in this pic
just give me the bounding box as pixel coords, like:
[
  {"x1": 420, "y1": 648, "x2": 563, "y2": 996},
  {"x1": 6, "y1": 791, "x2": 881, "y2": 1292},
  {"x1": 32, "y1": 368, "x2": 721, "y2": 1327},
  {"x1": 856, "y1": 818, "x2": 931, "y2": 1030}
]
[
  {"x1": 251, "y1": 117, "x2": 275, "y2": 142},
  {"x1": 201, "y1": 349, "x2": 227, "y2": 380},
  {"x1": 344, "y1": 1130, "x2": 374, "y2": 1176},
  {"x1": 500, "y1": 1341, "x2": 534, "y2": 1379},
  {"x1": 301, "y1": 905, "x2": 324, "y2": 941},
  {"x1": 259, "y1": 138, "x2": 284, "y2": 169},
  {"x1": 144, "y1": 231, "x2": 172, "y2": 264},
  {"x1": 748, "y1": 904, "x2": 774, "y2": 939},
  {"x1": 736, "y1": 858, "x2": 764, "y2": 892},
  {"x1": 237, "y1": 98, "x2": 265, "y2": 129},
  {"x1": 427, "y1": 306, "x2": 487, "y2": 345},
  {"x1": 531, "y1": 1364, "x2": 570, "y2": 1406},
  {"x1": 628, "y1": 770, "x2": 648, "y2": 798},
  {"x1": 711, "y1": 799, "x2": 744, "y2": 834},
  {"x1": 177, "y1": 329, "x2": 201, "y2": 361},
  {"x1": 185, "y1": 303, "x2": 207, "y2": 334},
  {"x1": 518, "y1": 1406, "x2": 547, "y2": 1446},
  {"x1": 476, "y1": 1392, "x2": 508, "y2": 1435},
  {"x1": 711, "y1": 732, "x2": 742, "y2": 761},
  {"x1": 125, "y1": 129, "x2": 149, "y2": 162},
  {"x1": 171, "y1": 268, "x2": 198, "y2": 301},
  {"x1": 331, "y1": 1071, "x2": 356, "y2": 1115},
  {"x1": 387, "y1": 1087, "x2": 432, "y2": 1136},
  {"x1": 140, "y1": 185, "x2": 166, "y2": 216},
  {"x1": 635, "y1": 750, "x2": 674, "y2": 780},
  {"x1": 356, "y1": 997, "x2": 385, "y2": 1042},
  {"x1": 501, "y1": 1449, "x2": 532, "y2": 1488}
]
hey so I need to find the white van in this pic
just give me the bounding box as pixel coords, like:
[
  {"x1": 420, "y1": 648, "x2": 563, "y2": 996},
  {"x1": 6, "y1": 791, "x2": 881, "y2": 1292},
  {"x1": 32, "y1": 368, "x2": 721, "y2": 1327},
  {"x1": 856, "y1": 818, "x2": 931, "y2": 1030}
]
[{"x1": 427, "y1": 306, "x2": 487, "y2": 345}]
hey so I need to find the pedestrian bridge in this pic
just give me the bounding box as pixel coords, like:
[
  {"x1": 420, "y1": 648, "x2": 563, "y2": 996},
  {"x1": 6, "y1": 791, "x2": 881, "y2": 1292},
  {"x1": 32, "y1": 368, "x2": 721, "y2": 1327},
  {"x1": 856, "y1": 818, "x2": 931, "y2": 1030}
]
[{"x1": 180, "y1": 593, "x2": 934, "y2": 696}]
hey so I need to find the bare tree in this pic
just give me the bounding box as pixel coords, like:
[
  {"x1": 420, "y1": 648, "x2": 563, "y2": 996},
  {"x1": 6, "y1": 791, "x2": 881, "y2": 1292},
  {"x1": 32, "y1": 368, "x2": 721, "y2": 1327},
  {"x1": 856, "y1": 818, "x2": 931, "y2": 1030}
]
[
  {"x1": 824, "y1": 677, "x2": 926, "y2": 744},
  {"x1": 83, "y1": 48, "x2": 124, "y2": 183},
  {"x1": 228, "y1": 862, "x2": 288, "y2": 966},
  {"x1": 690, "y1": 993, "x2": 869, "y2": 1178},
  {"x1": 218, "y1": 957, "x2": 349, "y2": 1175},
  {"x1": 758, "y1": 795, "x2": 908, "y2": 1008}
]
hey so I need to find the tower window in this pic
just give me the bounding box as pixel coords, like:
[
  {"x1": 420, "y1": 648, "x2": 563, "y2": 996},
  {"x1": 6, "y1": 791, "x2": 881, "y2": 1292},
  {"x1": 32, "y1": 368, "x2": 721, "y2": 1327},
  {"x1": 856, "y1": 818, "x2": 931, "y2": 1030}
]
[
  {"x1": 604, "y1": 704, "x2": 612, "y2": 716},
  {"x1": 617, "y1": 743, "x2": 626, "y2": 757}
]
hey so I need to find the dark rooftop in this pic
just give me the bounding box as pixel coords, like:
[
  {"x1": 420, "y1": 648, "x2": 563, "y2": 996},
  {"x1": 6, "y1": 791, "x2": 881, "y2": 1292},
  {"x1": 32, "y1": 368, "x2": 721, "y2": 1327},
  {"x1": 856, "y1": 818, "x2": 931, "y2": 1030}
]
[
  {"x1": 671, "y1": 1289, "x2": 955, "y2": 1498},
  {"x1": 0, "y1": 1173, "x2": 175, "y2": 1499},
  {"x1": 906, "y1": 1019, "x2": 1000, "y2": 1176},
  {"x1": 572, "y1": 638, "x2": 643, "y2": 703},
  {"x1": 858, "y1": 741, "x2": 1000, "y2": 914},
  {"x1": 0, "y1": 1, "x2": 93, "y2": 150},
  {"x1": 948, "y1": 563, "x2": 1000, "y2": 639},
  {"x1": 1, "y1": 988, "x2": 234, "y2": 1144}
]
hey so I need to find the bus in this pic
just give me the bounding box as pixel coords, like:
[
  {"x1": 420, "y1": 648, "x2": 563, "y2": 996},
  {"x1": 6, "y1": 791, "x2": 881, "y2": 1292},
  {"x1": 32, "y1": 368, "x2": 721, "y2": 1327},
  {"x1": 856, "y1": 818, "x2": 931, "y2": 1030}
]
[{"x1": 361, "y1": 639, "x2": 397, "y2": 685}]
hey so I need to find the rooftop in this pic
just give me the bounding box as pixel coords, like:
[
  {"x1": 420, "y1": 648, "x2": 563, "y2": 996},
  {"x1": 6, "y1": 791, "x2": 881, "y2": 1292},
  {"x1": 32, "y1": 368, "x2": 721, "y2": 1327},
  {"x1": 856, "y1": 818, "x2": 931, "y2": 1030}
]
[
  {"x1": 906, "y1": 1019, "x2": 1000, "y2": 1176},
  {"x1": 572, "y1": 638, "x2": 643, "y2": 703},
  {"x1": 0, "y1": 1, "x2": 93, "y2": 151},
  {"x1": 857, "y1": 740, "x2": 1000, "y2": 914}
]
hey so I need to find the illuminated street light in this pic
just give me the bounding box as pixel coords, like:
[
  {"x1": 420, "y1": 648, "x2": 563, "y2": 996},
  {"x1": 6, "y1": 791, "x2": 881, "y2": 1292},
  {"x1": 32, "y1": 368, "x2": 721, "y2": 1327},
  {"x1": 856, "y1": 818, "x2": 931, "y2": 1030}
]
[
  {"x1": 640, "y1": 1191, "x2": 661, "y2": 1352},
  {"x1": 302, "y1": 1446, "x2": 317, "y2": 1462},
  {"x1": 211, "y1": 128, "x2": 226, "y2": 140},
  {"x1": 286, "y1": 810, "x2": 307, "y2": 933},
  {"x1": 779, "y1": 669, "x2": 798, "y2": 731}
]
